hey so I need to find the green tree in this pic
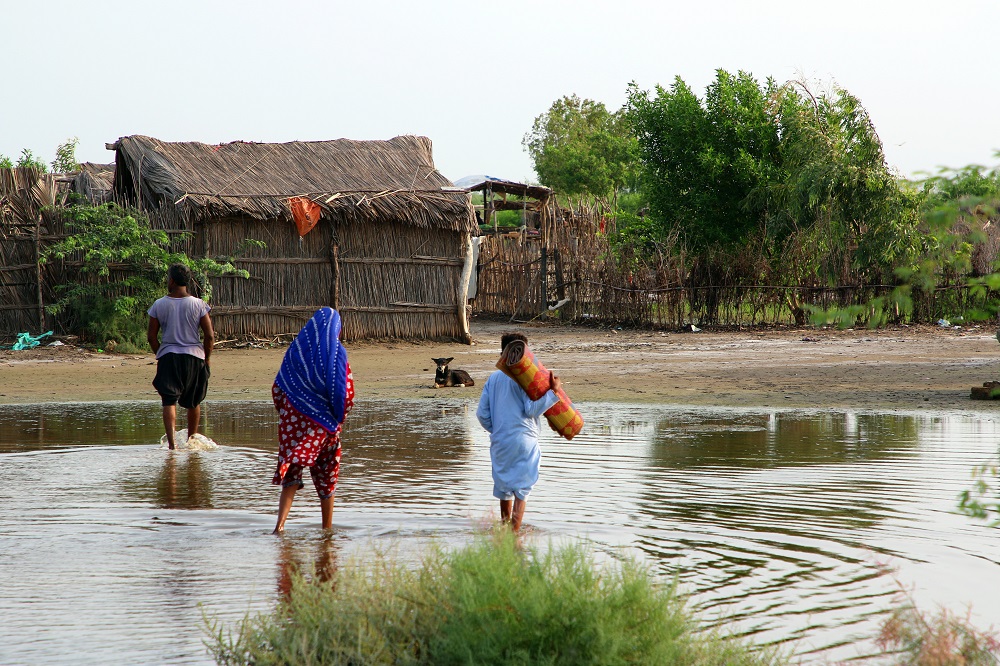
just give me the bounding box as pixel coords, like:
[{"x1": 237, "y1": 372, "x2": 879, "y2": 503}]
[
  {"x1": 524, "y1": 94, "x2": 637, "y2": 204},
  {"x1": 626, "y1": 70, "x2": 782, "y2": 250},
  {"x1": 52, "y1": 137, "x2": 80, "y2": 173},
  {"x1": 768, "y1": 82, "x2": 920, "y2": 280}
]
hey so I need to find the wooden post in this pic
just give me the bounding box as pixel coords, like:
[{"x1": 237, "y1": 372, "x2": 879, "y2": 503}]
[
  {"x1": 457, "y1": 232, "x2": 474, "y2": 344},
  {"x1": 553, "y1": 248, "x2": 566, "y2": 302},
  {"x1": 330, "y1": 242, "x2": 340, "y2": 310},
  {"x1": 540, "y1": 246, "x2": 548, "y2": 314},
  {"x1": 35, "y1": 214, "x2": 44, "y2": 332}
]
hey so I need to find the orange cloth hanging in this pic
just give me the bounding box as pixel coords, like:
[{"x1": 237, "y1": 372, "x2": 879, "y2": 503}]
[{"x1": 289, "y1": 197, "x2": 322, "y2": 237}]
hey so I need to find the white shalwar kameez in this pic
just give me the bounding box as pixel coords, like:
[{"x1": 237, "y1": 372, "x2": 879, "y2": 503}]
[{"x1": 476, "y1": 371, "x2": 559, "y2": 500}]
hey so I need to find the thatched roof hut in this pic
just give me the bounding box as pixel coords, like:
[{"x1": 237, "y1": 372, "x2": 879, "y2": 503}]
[
  {"x1": 70, "y1": 162, "x2": 115, "y2": 204},
  {"x1": 110, "y1": 135, "x2": 478, "y2": 342}
]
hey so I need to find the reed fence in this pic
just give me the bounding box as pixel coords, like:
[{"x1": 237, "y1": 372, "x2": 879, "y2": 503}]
[
  {"x1": 473, "y1": 201, "x2": 993, "y2": 328},
  {"x1": 5, "y1": 161, "x2": 995, "y2": 342},
  {"x1": 0, "y1": 168, "x2": 70, "y2": 337}
]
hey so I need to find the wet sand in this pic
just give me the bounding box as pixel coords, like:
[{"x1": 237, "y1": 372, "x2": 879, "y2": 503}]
[{"x1": 2, "y1": 318, "x2": 1000, "y2": 411}]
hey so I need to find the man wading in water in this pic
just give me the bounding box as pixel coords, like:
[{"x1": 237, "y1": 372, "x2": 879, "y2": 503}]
[
  {"x1": 476, "y1": 332, "x2": 562, "y2": 532},
  {"x1": 147, "y1": 264, "x2": 214, "y2": 450}
]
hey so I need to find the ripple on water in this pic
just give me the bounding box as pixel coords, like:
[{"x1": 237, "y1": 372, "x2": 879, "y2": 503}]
[{"x1": 0, "y1": 400, "x2": 998, "y2": 664}]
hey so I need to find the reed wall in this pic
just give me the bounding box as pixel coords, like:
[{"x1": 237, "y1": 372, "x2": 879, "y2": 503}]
[
  {"x1": 184, "y1": 212, "x2": 469, "y2": 341},
  {"x1": 0, "y1": 169, "x2": 64, "y2": 338}
]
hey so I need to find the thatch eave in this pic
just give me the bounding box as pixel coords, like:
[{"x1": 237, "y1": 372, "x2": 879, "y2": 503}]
[{"x1": 112, "y1": 135, "x2": 476, "y2": 233}]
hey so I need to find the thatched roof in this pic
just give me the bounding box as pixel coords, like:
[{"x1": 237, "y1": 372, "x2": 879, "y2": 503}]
[
  {"x1": 111, "y1": 135, "x2": 476, "y2": 233},
  {"x1": 71, "y1": 162, "x2": 115, "y2": 204},
  {"x1": 1, "y1": 167, "x2": 57, "y2": 229}
]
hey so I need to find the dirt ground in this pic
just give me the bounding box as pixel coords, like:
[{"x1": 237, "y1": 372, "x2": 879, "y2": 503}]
[{"x1": 2, "y1": 317, "x2": 1000, "y2": 411}]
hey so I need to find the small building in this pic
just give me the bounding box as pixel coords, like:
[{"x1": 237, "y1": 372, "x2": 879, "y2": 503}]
[{"x1": 110, "y1": 135, "x2": 477, "y2": 342}]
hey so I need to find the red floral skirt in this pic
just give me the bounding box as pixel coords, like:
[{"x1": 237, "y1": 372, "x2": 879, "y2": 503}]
[{"x1": 271, "y1": 384, "x2": 342, "y2": 499}]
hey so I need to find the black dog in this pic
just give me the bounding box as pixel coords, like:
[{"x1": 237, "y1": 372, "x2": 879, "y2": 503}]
[{"x1": 432, "y1": 357, "x2": 475, "y2": 388}]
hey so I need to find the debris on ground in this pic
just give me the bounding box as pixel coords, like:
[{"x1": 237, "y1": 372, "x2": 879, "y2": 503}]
[{"x1": 11, "y1": 331, "x2": 53, "y2": 350}]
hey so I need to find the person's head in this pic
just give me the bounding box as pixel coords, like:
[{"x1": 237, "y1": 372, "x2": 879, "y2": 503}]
[
  {"x1": 167, "y1": 264, "x2": 192, "y2": 289},
  {"x1": 501, "y1": 331, "x2": 527, "y2": 352}
]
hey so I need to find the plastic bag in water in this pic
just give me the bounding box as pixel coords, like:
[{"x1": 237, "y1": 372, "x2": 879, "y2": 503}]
[{"x1": 160, "y1": 429, "x2": 218, "y2": 450}]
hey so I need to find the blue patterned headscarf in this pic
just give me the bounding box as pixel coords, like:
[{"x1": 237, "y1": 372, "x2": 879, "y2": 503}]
[{"x1": 275, "y1": 308, "x2": 349, "y2": 433}]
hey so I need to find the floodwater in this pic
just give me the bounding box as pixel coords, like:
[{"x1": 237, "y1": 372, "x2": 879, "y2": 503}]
[{"x1": 1, "y1": 400, "x2": 999, "y2": 664}]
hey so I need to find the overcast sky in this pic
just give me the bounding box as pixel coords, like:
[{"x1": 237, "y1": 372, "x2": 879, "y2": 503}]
[{"x1": 2, "y1": 0, "x2": 997, "y2": 183}]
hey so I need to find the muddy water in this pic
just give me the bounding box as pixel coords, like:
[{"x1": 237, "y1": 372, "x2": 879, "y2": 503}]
[{"x1": 1, "y1": 400, "x2": 998, "y2": 664}]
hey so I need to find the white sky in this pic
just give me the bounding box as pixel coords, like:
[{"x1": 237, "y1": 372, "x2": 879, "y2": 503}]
[{"x1": 2, "y1": 0, "x2": 998, "y2": 183}]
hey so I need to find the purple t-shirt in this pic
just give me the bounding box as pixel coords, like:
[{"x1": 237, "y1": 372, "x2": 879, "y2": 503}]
[{"x1": 148, "y1": 295, "x2": 211, "y2": 359}]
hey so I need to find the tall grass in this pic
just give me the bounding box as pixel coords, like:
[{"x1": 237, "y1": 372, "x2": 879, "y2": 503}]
[
  {"x1": 877, "y1": 603, "x2": 1000, "y2": 665},
  {"x1": 206, "y1": 530, "x2": 782, "y2": 666},
  {"x1": 873, "y1": 571, "x2": 1000, "y2": 666}
]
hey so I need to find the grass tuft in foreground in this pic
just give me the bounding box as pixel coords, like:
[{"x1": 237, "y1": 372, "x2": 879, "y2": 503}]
[{"x1": 206, "y1": 530, "x2": 781, "y2": 666}]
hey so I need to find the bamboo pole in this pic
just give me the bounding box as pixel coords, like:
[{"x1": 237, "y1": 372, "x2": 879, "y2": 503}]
[
  {"x1": 457, "y1": 232, "x2": 473, "y2": 343},
  {"x1": 35, "y1": 214, "x2": 43, "y2": 332},
  {"x1": 331, "y1": 242, "x2": 340, "y2": 309}
]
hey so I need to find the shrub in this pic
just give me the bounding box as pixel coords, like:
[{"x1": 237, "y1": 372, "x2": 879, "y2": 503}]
[
  {"x1": 206, "y1": 530, "x2": 781, "y2": 666},
  {"x1": 877, "y1": 602, "x2": 1000, "y2": 665}
]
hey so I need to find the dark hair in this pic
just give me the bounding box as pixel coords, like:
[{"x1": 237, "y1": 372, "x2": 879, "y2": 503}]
[
  {"x1": 168, "y1": 264, "x2": 191, "y2": 287},
  {"x1": 500, "y1": 331, "x2": 527, "y2": 352}
]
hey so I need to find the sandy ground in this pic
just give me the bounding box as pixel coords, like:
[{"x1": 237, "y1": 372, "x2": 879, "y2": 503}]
[{"x1": 2, "y1": 317, "x2": 1000, "y2": 411}]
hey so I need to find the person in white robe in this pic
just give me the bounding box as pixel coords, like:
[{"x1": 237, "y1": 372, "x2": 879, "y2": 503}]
[{"x1": 476, "y1": 332, "x2": 561, "y2": 532}]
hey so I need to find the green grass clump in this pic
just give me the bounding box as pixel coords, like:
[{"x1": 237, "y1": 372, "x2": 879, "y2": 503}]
[{"x1": 206, "y1": 530, "x2": 781, "y2": 665}]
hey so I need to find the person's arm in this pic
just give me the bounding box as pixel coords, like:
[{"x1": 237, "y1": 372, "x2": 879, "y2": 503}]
[
  {"x1": 522, "y1": 374, "x2": 561, "y2": 418},
  {"x1": 200, "y1": 313, "x2": 215, "y2": 367},
  {"x1": 476, "y1": 377, "x2": 493, "y2": 433},
  {"x1": 147, "y1": 317, "x2": 160, "y2": 354}
]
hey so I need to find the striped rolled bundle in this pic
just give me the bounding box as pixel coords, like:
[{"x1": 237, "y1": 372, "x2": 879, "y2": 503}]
[{"x1": 497, "y1": 340, "x2": 584, "y2": 440}]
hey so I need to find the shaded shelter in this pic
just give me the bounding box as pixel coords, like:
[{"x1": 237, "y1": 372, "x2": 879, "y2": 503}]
[
  {"x1": 464, "y1": 177, "x2": 559, "y2": 318},
  {"x1": 464, "y1": 176, "x2": 551, "y2": 232},
  {"x1": 110, "y1": 135, "x2": 478, "y2": 341}
]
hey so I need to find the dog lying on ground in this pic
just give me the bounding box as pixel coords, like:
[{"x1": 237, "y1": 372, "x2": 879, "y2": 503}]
[{"x1": 432, "y1": 357, "x2": 475, "y2": 388}]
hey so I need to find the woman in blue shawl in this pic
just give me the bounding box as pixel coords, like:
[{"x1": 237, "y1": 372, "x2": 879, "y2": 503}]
[{"x1": 272, "y1": 308, "x2": 354, "y2": 533}]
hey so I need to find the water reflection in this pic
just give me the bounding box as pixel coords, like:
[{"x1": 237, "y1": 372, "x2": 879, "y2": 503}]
[
  {"x1": 648, "y1": 411, "x2": 920, "y2": 469},
  {"x1": 0, "y1": 401, "x2": 164, "y2": 453},
  {"x1": 343, "y1": 402, "x2": 477, "y2": 508},
  {"x1": 0, "y1": 400, "x2": 997, "y2": 665},
  {"x1": 153, "y1": 452, "x2": 215, "y2": 510},
  {"x1": 275, "y1": 532, "x2": 344, "y2": 601}
]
